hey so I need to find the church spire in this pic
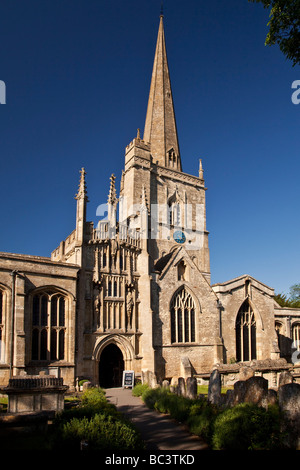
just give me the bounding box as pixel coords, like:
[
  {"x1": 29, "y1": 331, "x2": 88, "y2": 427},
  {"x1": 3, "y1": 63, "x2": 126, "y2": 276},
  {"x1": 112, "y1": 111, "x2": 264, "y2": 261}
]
[
  {"x1": 143, "y1": 15, "x2": 182, "y2": 171},
  {"x1": 75, "y1": 167, "x2": 88, "y2": 201},
  {"x1": 75, "y1": 167, "x2": 88, "y2": 244}
]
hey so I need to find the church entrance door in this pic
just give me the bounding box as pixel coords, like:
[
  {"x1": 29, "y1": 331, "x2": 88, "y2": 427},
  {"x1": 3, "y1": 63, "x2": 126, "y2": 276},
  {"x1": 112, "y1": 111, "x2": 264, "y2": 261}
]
[{"x1": 99, "y1": 343, "x2": 124, "y2": 388}]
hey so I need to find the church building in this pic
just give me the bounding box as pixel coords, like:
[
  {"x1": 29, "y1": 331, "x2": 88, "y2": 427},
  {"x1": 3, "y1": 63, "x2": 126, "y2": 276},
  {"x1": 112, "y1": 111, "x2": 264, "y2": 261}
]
[{"x1": 0, "y1": 15, "x2": 299, "y2": 390}]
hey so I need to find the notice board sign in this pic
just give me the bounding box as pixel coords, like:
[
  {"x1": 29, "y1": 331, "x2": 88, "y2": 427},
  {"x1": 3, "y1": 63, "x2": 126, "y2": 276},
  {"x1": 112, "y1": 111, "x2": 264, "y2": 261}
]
[{"x1": 122, "y1": 370, "x2": 135, "y2": 389}]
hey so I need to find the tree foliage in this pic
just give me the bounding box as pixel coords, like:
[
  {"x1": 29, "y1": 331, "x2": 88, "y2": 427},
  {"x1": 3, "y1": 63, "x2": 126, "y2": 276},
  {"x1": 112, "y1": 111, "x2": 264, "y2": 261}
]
[
  {"x1": 249, "y1": 0, "x2": 300, "y2": 66},
  {"x1": 274, "y1": 283, "x2": 300, "y2": 307}
]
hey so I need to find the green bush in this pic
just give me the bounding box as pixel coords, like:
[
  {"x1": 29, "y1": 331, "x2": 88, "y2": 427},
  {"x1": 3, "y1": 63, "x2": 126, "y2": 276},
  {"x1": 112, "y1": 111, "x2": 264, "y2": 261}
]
[
  {"x1": 141, "y1": 386, "x2": 162, "y2": 409},
  {"x1": 187, "y1": 408, "x2": 217, "y2": 442},
  {"x1": 59, "y1": 412, "x2": 144, "y2": 450},
  {"x1": 80, "y1": 386, "x2": 106, "y2": 406},
  {"x1": 132, "y1": 383, "x2": 150, "y2": 397},
  {"x1": 187, "y1": 399, "x2": 219, "y2": 442},
  {"x1": 141, "y1": 387, "x2": 193, "y2": 423},
  {"x1": 140, "y1": 387, "x2": 284, "y2": 450},
  {"x1": 51, "y1": 387, "x2": 145, "y2": 451},
  {"x1": 212, "y1": 403, "x2": 283, "y2": 450}
]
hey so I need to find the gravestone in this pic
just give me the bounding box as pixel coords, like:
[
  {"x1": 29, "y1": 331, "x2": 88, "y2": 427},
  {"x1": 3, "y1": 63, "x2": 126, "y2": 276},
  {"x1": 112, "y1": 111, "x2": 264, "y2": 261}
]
[
  {"x1": 162, "y1": 380, "x2": 169, "y2": 389},
  {"x1": 278, "y1": 383, "x2": 300, "y2": 448},
  {"x1": 177, "y1": 377, "x2": 186, "y2": 396},
  {"x1": 186, "y1": 377, "x2": 197, "y2": 399},
  {"x1": 208, "y1": 369, "x2": 221, "y2": 405},
  {"x1": 82, "y1": 381, "x2": 92, "y2": 391},
  {"x1": 233, "y1": 376, "x2": 268, "y2": 406}
]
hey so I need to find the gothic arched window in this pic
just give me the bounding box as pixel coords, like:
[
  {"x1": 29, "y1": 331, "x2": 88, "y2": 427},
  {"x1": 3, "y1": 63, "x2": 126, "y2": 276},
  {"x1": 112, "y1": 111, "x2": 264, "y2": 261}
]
[
  {"x1": 31, "y1": 292, "x2": 66, "y2": 362},
  {"x1": 171, "y1": 287, "x2": 196, "y2": 343},
  {"x1": 235, "y1": 300, "x2": 256, "y2": 362},
  {"x1": 168, "y1": 202, "x2": 181, "y2": 226}
]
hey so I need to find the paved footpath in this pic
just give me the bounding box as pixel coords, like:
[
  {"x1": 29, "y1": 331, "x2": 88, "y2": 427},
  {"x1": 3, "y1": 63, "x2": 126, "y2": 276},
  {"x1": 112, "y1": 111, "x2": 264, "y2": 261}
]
[{"x1": 105, "y1": 388, "x2": 208, "y2": 451}]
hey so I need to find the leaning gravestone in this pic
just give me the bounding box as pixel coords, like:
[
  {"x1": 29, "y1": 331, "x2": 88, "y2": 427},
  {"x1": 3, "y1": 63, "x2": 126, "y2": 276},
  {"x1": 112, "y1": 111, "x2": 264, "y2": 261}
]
[
  {"x1": 278, "y1": 383, "x2": 300, "y2": 449},
  {"x1": 208, "y1": 369, "x2": 221, "y2": 405},
  {"x1": 186, "y1": 377, "x2": 197, "y2": 399}
]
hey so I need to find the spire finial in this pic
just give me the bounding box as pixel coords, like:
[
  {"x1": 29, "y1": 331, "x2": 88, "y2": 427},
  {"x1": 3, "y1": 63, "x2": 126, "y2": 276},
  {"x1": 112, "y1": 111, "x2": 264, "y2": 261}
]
[
  {"x1": 108, "y1": 173, "x2": 117, "y2": 205},
  {"x1": 160, "y1": 1, "x2": 164, "y2": 17},
  {"x1": 199, "y1": 159, "x2": 204, "y2": 179},
  {"x1": 75, "y1": 167, "x2": 89, "y2": 201}
]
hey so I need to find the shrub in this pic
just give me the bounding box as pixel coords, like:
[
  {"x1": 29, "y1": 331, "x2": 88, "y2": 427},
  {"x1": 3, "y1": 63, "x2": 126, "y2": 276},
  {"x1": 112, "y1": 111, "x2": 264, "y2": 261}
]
[
  {"x1": 141, "y1": 387, "x2": 194, "y2": 423},
  {"x1": 132, "y1": 383, "x2": 150, "y2": 397},
  {"x1": 187, "y1": 407, "x2": 218, "y2": 442},
  {"x1": 163, "y1": 394, "x2": 193, "y2": 422},
  {"x1": 140, "y1": 387, "x2": 284, "y2": 451},
  {"x1": 80, "y1": 386, "x2": 106, "y2": 406},
  {"x1": 141, "y1": 387, "x2": 162, "y2": 409},
  {"x1": 60, "y1": 412, "x2": 144, "y2": 450},
  {"x1": 187, "y1": 398, "x2": 219, "y2": 442},
  {"x1": 51, "y1": 387, "x2": 145, "y2": 451},
  {"x1": 212, "y1": 403, "x2": 283, "y2": 450}
]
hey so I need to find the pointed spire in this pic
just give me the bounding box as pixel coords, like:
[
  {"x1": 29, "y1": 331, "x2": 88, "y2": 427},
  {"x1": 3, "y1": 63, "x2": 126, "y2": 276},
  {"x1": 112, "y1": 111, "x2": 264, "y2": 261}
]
[
  {"x1": 199, "y1": 159, "x2": 204, "y2": 179},
  {"x1": 107, "y1": 174, "x2": 117, "y2": 235},
  {"x1": 75, "y1": 168, "x2": 88, "y2": 246},
  {"x1": 107, "y1": 174, "x2": 117, "y2": 205},
  {"x1": 75, "y1": 167, "x2": 89, "y2": 201},
  {"x1": 143, "y1": 15, "x2": 182, "y2": 171}
]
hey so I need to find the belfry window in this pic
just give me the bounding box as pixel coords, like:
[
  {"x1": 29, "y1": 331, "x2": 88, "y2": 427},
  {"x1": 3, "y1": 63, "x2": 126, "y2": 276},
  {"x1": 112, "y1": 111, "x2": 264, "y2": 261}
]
[
  {"x1": 31, "y1": 292, "x2": 66, "y2": 361},
  {"x1": 170, "y1": 287, "x2": 196, "y2": 343},
  {"x1": 235, "y1": 300, "x2": 256, "y2": 362},
  {"x1": 168, "y1": 202, "x2": 181, "y2": 226}
]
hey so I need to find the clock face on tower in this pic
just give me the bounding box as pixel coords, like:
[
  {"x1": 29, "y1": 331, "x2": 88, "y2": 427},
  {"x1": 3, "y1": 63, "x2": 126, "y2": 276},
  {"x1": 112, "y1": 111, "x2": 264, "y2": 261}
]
[{"x1": 173, "y1": 230, "x2": 186, "y2": 244}]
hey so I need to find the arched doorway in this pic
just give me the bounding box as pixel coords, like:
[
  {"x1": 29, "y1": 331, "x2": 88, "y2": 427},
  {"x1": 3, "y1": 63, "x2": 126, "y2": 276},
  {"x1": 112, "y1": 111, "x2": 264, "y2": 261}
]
[{"x1": 99, "y1": 343, "x2": 124, "y2": 388}]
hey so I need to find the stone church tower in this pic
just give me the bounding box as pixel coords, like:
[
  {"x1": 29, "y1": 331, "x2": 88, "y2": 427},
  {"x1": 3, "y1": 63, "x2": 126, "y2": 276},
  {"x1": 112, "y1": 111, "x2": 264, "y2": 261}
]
[
  {"x1": 0, "y1": 14, "x2": 298, "y2": 391},
  {"x1": 60, "y1": 14, "x2": 223, "y2": 386},
  {"x1": 50, "y1": 14, "x2": 222, "y2": 386}
]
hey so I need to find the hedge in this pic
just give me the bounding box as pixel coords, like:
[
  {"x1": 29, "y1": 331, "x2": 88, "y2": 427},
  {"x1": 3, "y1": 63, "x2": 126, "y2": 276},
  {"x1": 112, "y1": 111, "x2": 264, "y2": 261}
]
[{"x1": 134, "y1": 384, "x2": 284, "y2": 450}]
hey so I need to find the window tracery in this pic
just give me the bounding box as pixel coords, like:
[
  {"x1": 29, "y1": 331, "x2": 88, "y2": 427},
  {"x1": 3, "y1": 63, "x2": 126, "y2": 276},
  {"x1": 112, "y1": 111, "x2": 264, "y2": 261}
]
[
  {"x1": 235, "y1": 300, "x2": 257, "y2": 362},
  {"x1": 170, "y1": 287, "x2": 196, "y2": 343},
  {"x1": 31, "y1": 292, "x2": 66, "y2": 361}
]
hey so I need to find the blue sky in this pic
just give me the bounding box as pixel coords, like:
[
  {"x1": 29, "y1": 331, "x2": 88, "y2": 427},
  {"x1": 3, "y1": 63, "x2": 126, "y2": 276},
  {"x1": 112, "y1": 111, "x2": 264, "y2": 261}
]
[{"x1": 0, "y1": 0, "x2": 299, "y2": 295}]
